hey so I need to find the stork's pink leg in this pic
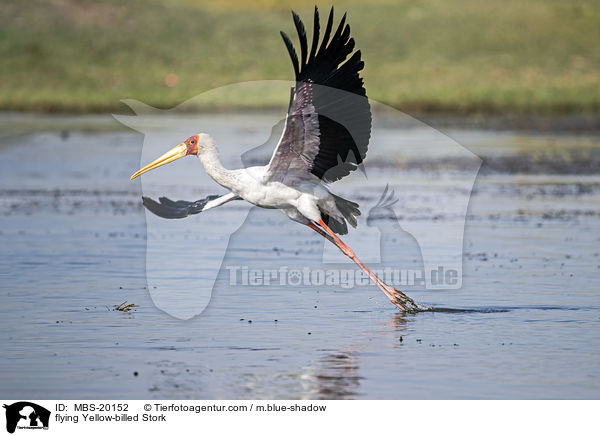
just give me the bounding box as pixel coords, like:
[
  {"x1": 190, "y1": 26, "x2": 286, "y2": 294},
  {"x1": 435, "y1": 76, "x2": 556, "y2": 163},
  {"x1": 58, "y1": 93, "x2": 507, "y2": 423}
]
[
  {"x1": 315, "y1": 220, "x2": 383, "y2": 286},
  {"x1": 308, "y1": 219, "x2": 422, "y2": 313},
  {"x1": 306, "y1": 222, "x2": 335, "y2": 244}
]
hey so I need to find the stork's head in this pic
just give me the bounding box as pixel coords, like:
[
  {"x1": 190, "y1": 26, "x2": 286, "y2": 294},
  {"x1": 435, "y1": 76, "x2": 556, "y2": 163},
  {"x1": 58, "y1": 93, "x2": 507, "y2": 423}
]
[{"x1": 130, "y1": 133, "x2": 212, "y2": 180}]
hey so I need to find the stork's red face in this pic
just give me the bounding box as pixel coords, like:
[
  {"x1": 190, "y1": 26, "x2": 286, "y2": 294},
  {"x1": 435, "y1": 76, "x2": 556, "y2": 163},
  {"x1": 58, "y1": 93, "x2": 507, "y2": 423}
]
[
  {"x1": 183, "y1": 135, "x2": 199, "y2": 155},
  {"x1": 130, "y1": 135, "x2": 199, "y2": 180}
]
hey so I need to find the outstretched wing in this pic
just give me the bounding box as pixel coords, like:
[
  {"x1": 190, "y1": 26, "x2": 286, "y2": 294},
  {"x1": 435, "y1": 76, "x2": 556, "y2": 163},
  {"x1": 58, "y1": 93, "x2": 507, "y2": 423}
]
[
  {"x1": 265, "y1": 7, "x2": 371, "y2": 184},
  {"x1": 142, "y1": 193, "x2": 240, "y2": 219}
]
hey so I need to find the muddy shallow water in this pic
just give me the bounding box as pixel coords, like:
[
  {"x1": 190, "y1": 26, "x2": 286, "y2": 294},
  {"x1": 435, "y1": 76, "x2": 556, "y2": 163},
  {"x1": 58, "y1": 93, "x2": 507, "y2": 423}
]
[{"x1": 1, "y1": 113, "x2": 599, "y2": 399}]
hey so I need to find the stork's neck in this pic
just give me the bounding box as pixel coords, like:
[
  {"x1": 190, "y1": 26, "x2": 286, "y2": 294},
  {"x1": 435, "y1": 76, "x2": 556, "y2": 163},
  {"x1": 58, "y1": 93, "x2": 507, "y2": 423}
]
[{"x1": 197, "y1": 138, "x2": 235, "y2": 190}]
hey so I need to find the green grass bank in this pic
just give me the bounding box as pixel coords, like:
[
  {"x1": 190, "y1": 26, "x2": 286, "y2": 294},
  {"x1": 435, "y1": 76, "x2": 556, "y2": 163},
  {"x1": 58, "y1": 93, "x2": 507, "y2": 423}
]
[{"x1": 1, "y1": 0, "x2": 599, "y2": 114}]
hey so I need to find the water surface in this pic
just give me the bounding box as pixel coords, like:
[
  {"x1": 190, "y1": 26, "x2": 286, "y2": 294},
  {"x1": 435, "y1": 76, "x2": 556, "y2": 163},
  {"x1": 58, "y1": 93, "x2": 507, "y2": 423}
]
[{"x1": 1, "y1": 113, "x2": 599, "y2": 399}]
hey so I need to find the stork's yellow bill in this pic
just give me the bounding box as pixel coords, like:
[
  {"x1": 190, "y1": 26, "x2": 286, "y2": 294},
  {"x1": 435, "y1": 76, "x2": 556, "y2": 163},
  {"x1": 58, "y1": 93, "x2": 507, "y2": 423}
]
[{"x1": 130, "y1": 136, "x2": 199, "y2": 180}]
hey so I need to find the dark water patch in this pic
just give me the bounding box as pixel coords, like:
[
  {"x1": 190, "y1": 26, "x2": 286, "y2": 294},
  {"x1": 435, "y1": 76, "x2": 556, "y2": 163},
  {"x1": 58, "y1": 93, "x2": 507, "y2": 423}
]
[
  {"x1": 363, "y1": 152, "x2": 600, "y2": 175},
  {"x1": 421, "y1": 307, "x2": 510, "y2": 314},
  {"x1": 418, "y1": 112, "x2": 600, "y2": 133},
  {"x1": 472, "y1": 183, "x2": 600, "y2": 199},
  {"x1": 481, "y1": 152, "x2": 600, "y2": 175},
  {"x1": 0, "y1": 188, "x2": 139, "y2": 197},
  {"x1": 421, "y1": 305, "x2": 589, "y2": 314}
]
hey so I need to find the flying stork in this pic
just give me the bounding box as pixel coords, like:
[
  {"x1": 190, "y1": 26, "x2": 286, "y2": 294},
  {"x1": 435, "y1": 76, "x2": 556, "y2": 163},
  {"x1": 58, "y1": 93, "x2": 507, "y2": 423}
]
[{"x1": 130, "y1": 7, "x2": 423, "y2": 313}]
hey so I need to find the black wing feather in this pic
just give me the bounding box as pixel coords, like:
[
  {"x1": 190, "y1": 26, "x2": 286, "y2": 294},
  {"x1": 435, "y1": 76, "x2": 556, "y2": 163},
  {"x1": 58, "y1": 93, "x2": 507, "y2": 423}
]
[
  {"x1": 142, "y1": 195, "x2": 222, "y2": 219},
  {"x1": 292, "y1": 11, "x2": 308, "y2": 69},
  {"x1": 308, "y1": 6, "x2": 320, "y2": 64},
  {"x1": 269, "y1": 7, "x2": 371, "y2": 183},
  {"x1": 280, "y1": 31, "x2": 299, "y2": 78},
  {"x1": 317, "y1": 8, "x2": 335, "y2": 60}
]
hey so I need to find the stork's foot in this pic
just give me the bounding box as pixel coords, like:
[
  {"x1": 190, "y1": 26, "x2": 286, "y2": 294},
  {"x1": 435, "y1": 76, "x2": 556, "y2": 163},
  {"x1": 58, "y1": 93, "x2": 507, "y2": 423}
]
[{"x1": 375, "y1": 281, "x2": 427, "y2": 313}]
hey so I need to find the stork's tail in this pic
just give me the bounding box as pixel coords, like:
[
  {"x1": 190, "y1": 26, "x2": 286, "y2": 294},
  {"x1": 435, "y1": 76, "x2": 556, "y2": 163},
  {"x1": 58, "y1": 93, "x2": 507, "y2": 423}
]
[
  {"x1": 332, "y1": 193, "x2": 361, "y2": 228},
  {"x1": 320, "y1": 194, "x2": 361, "y2": 235}
]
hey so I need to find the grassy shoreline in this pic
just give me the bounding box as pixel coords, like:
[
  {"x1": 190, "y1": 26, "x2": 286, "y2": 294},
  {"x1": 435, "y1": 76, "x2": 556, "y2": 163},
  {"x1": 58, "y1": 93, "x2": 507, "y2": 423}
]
[{"x1": 1, "y1": 0, "x2": 599, "y2": 114}]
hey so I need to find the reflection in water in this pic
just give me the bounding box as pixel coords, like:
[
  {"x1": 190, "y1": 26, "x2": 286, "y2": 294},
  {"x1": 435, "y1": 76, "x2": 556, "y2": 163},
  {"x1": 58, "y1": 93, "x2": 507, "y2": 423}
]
[
  {"x1": 313, "y1": 352, "x2": 362, "y2": 399},
  {"x1": 140, "y1": 312, "x2": 418, "y2": 399},
  {"x1": 297, "y1": 312, "x2": 415, "y2": 399},
  {"x1": 387, "y1": 311, "x2": 414, "y2": 332}
]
